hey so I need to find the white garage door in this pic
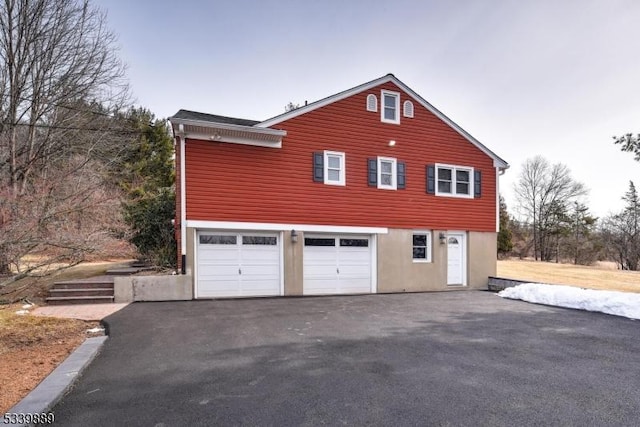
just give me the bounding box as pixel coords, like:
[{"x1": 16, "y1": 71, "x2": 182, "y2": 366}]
[
  {"x1": 196, "y1": 232, "x2": 281, "y2": 298},
  {"x1": 303, "y1": 235, "x2": 372, "y2": 295}
]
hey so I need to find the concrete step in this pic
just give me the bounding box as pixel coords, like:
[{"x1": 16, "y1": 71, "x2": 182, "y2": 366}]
[
  {"x1": 48, "y1": 274, "x2": 116, "y2": 305},
  {"x1": 48, "y1": 288, "x2": 114, "y2": 298},
  {"x1": 52, "y1": 281, "x2": 114, "y2": 290},
  {"x1": 46, "y1": 296, "x2": 115, "y2": 305}
]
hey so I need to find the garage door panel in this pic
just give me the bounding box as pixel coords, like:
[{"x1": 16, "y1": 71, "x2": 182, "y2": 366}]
[
  {"x1": 241, "y1": 265, "x2": 279, "y2": 278},
  {"x1": 197, "y1": 232, "x2": 281, "y2": 298},
  {"x1": 240, "y1": 282, "x2": 280, "y2": 296},
  {"x1": 198, "y1": 280, "x2": 241, "y2": 297},
  {"x1": 304, "y1": 279, "x2": 340, "y2": 295},
  {"x1": 304, "y1": 235, "x2": 372, "y2": 295},
  {"x1": 198, "y1": 264, "x2": 239, "y2": 277}
]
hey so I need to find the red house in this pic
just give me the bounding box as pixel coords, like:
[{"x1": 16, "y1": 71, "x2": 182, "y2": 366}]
[{"x1": 169, "y1": 74, "x2": 508, "y2": 298}]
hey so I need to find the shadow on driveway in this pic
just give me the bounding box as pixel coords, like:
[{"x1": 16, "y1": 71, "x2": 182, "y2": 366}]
[{"x1": 50, "y1": 292, "x2": 640, "y2": 426}]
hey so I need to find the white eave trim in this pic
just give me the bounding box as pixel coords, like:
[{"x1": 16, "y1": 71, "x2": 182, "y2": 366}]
[
  {"x1": 169, "y1": 117, "x2": 286, "y2": 149},
  {"x1": 255, "y1": 74, "x2": 509, "y2": 169},
  {"x1": 185, "y1": 220, "x2": 388, "y2": 235}
]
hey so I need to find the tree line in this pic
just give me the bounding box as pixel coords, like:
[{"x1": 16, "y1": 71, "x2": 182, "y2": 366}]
[
  {"x1": 499, "y1": 150, "x2": 640, "y2": 270},
  {"x1": 0, "y1": 0, "x2": 175, "y2": 288}
]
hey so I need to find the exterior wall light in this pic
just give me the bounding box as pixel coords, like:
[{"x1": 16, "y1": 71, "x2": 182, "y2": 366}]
[
  {"x1": 388, "y1": 140, "x2": 396, "y2": 147},
  {"x1": 439, "y1": 232, "x2": 446, "y2": 244},
  {"x1": 291, "y1": 229, "x2": 298, "y2": 243}
]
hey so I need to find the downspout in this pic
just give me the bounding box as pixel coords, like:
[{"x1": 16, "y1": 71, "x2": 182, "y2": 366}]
[
  {"x1": 496, "y1": 166, "x2": 500, "y2": 233},
  {"x1": 178, "y1": 124, "x2": 187, "y2": 274},
  {"x1": 496, "y1": 166, "x2": 507, "y2": 233}
]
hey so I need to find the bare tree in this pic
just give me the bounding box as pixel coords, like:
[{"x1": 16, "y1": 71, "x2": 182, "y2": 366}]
[
  {"x1": 514, "y1": 156, "x2": 588, "y2": 261},
  {"x1": 602, "y1": 182, "x2": 640, "y2": 271},
  {"x1": 0, "y1": 0, "x2": 129, "y2": 280}
]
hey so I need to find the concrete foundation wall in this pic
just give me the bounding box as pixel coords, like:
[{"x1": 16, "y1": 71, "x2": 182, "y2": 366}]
[
  {"x1": 181, "y1": 227, "x2": 496, "y2": 299},
  {"x1": 283, "y1": 230, "x2": 303, "y2": 296},
  {"x1": 377, "y1": 229, "x2": 446, "y2": 292},
  {"x1": 114, "y1": 275, "x2": 193, "y2": 302},
  {"x1": 377, "y1": 229, "x2": 496, "y2": 292},
  {"x1": 468, "y1": 232, "x2": 497, "y2": 289}
]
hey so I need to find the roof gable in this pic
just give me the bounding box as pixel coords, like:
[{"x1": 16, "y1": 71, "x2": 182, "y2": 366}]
[{"x1": 256, "y1": 74, "x2": 508, "y2": 169}]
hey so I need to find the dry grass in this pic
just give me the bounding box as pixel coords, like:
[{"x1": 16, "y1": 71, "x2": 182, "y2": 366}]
[
  {"x1": 497, "y1": 259, "x2": 640, "y2": 293},
  {"x1": 0, "y1": 303, "x2": 101, "y2": 413}
]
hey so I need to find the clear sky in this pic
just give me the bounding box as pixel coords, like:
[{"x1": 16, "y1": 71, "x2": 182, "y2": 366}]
[{"x1": 96, "y1": 0, "x2": 640, "y2": 219}]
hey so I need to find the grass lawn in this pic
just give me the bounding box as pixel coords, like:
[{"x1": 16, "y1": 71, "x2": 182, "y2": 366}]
[{"x1": 497, "y1": 259, "x2": 640, "y2": 293}]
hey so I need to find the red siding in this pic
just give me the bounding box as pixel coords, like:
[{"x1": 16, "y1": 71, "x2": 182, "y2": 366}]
[{"x1": 184, "y1": 82, "x2": 497, "y2": 231}]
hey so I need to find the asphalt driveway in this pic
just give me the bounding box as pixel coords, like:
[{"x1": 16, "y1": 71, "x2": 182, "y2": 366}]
[{"x1": 51, "y1": 292, "x2": 640, "y2": 426}]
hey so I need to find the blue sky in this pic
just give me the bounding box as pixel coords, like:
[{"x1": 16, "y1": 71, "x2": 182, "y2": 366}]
[{"x1": 97, "y1": 0, "x2": 640, "y2": 218}]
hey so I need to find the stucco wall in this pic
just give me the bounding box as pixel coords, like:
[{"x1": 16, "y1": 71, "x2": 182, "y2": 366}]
[
  {"x1": 283, "y1": 230, "x2": 303, "y2": 295},
  {"x1": 467, "y1": 232, "x2": 497, "y2": 289},
  {"x1": 185, "y1": 227, "x2": 495, "y2": 298},
  {"x1": 377, "y1": 229, "x2": 446, "y2": 292},
  {"x1": 377, "y1": 229, "x2": 496, "y2": 292}
]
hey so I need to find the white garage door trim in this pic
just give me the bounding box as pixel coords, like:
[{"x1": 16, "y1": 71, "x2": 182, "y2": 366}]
[
  {"x1": 195, "y1": 230, "x2": 284, "y2": 298},
  {"x1": 303, "y1": 234, "x2": 376, "y2": 295}
]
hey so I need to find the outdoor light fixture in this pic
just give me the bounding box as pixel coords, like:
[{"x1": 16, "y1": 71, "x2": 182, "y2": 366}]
[
  {"x1": 210, "y1": 132, "x2": 222, "y2": 141},
  {"x1": 388, "y1": 140, "x2": 396, "y2": 147},
  {"x1": 291, "y1": 229, "x2": 298, "y2": 243},
  {"x1": 439, "y1": 232, "x2": 446, "y2": 244}
]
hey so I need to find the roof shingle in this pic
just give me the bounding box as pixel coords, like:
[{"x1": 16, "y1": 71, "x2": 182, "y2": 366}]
[{"x1": 172, "y1": 109, "x2": 260, "y2": 127}]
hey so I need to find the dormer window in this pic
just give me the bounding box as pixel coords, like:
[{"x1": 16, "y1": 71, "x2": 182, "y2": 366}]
[
  {"x1": 366, "y1": 94, "x2": 378, "y2": 112},
  {"x1": 381, "y1": 90, "x2": 400, "y2": 124},
  {"x1": 403, "y1": 100, "x2": 414, "y2": 118}
]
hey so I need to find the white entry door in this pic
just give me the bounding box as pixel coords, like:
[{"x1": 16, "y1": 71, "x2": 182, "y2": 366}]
[
  {"x1": 196, "y1": 232, "x2": 281, "y2": 298},
  {"x1": 447, "y1": 232, "x2": 466, "y2": 286},
  {"x1": 303, "y1": 235, "x2": 372, "y2": 295}
]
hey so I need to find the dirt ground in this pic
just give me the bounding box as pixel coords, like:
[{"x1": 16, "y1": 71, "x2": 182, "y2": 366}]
[
  {"x1": 497, "y1": 259, "x2": 640, "y2": 293},
  {"x1": 0, "y1": 260, "x2": 132, "y2": 413},
  {"x1": 0, "y1": 303, "x2": 103, "y2": 413}
]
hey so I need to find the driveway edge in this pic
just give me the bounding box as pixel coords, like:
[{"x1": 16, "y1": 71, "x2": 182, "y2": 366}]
[{"x1": 2, "y1": 335, "x2": 108, "y2": 426}]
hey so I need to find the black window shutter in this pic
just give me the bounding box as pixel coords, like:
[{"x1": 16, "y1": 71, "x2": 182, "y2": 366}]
[
  {"x1": 397, "y1": 161, "x2": 406, "y2": 189},
  {"x1": 368, "y1": 159, "x2": 377, "y2": 186},
  {"x1": 313, "y1": 152, "x2": 324, "y2": 182},
  {"x1": 426, "y1": 165, "x2": 435, "y2": 194},
  {"x1": 474, "y1": 170, "x2": 482, "y2": 198}
]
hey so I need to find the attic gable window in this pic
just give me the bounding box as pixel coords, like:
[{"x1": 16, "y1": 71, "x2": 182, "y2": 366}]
[
  {"x1": 403, "y1": 100, "x2": 414, "y2": 118},
  {"x1": 366, "y1": 94, "x2": 378, "y2": 112},
  {"x1": 381, "y1": 90, "x2": 400, "y2": 124}
]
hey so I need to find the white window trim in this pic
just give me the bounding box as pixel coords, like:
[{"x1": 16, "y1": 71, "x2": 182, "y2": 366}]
[
  {"x1": 366, "y1": 94, "x2": 378, "y2": 112},
  {"x1": 403, "y1": 100, "x2": 414, "y2": 118},
  {"x1": 377, "y1": 156, "x2": 397, "y2": 190},
  {"x1": 435, "y1": 163, "x2": 474, "y2": 199},
  {"x1": 412, "y1": 231, "x2": 432, "y2": 263},
  {"x1": 324, "y1": 150, "x2": 345, "y2": 186},
  {"x1": 380, "y1": 90, "x2": 400, "y2": 124}
]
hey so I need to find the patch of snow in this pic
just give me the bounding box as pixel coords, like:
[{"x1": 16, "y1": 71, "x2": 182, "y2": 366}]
[
  {"x1": 498, "y1": 283, "x2": 640, "y2": 320},
  {"x1": 86, "y1": 327, "x2": 105, "y2": 334},
  {"x1": 22, "y1": 303, "x2": 33, "y2": 309},
  {"x1": 15, "y1": 310, "x2": 29, "y2": 315}
]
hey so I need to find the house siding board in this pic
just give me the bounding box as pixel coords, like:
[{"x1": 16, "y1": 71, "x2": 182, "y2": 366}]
[{"x1": 184, "y1": 82, "x2": 497, "y2": 231}]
